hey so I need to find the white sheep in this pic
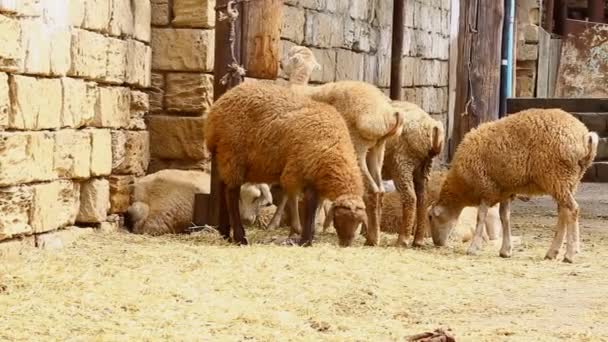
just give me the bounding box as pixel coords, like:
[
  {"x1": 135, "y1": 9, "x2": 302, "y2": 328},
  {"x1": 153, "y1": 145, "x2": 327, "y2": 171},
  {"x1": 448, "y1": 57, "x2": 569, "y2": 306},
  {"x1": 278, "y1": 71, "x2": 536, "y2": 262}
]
[{"x1": 429, "y1": 108, "x2": 598, "y2": 263}]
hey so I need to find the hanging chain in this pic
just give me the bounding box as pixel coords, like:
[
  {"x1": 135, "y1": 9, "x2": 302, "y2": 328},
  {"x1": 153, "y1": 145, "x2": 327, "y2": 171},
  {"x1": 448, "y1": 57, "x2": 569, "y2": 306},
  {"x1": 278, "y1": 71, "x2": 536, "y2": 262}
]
[{"x1": 215, "y1": 0, "x2": 251, "y2": 86}]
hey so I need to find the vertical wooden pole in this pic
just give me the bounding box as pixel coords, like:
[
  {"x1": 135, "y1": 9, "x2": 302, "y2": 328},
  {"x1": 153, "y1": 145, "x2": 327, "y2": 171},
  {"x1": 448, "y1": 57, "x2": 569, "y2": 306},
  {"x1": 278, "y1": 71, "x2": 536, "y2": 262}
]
[
  {"x1": 450, "y1": 0, "x2": 504, "y2": 159},
  {"x1": 554, "y1": 0, "x2": 568, "y2": 36},
  {"x1": 390, "y1": 0, "x2": 405, "y2": 100},
  {"x1": 588, "y1": 0, "x2": 605, "y2": 23},
  {"x1": 544, "y1": 0, "x2": 555, "y2": 32},
  {"x1": 240, "y1": 0, "x2": 283, "y2": 79}
]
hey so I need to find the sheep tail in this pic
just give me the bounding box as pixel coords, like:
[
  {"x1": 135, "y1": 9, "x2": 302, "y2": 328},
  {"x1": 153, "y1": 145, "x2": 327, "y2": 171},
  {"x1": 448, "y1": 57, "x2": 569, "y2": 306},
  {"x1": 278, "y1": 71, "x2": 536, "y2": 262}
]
[
  {"x1": 581, "y1": 132, "x2": 599, "y2": 168},
  {"x1": 381, "y1": 111, "x2": 404, "y2": 140},
  {"x1": 124, "y1": 202, "x2": 150, "y2": 232}
]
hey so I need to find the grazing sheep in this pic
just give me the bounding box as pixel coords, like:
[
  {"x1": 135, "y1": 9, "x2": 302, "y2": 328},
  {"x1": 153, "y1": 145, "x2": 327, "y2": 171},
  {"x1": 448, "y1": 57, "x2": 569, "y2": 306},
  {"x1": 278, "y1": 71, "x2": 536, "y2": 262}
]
[
  {"x1": 279, "y1": 45, "x2": 405, "y2": 246},
  {"x1": 429, "y1": 109, "x2": 598, "y2": 263},
  {"x1": 205, "y1": 81, "x2": 368, "y2": 247},
  {"x1": 381, "y1": 100, "x2": 445, "y2": 247},
  {"x1": 125, "y1": 169, "x2": 272, "y2": 236}
]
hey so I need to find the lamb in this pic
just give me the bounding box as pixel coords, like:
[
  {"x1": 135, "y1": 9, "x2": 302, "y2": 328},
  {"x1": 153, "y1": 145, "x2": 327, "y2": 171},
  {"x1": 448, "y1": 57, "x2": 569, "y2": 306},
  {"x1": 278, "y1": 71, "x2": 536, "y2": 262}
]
[
  {"x1": 125, "y1": 169, "x2": 273, "y2": 236},
  {"x1": 276, "y1": 45, "x2": 405, "y2": 246},
  {"x1": 204, "y1": 81, "x2": 368, "y2": 247},
  {"x1": 429, "y1": 108, "x2": 598, "y2": 263}
]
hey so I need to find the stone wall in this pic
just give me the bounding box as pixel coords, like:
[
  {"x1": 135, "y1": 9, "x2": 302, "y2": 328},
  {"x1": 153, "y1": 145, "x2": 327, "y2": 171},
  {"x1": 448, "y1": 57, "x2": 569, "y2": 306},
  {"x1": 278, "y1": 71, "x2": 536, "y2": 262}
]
[
  {"x1": 515, "y1": 0, "x2": 542, "y2": 97},
  {"x1": 0, "y1": 0, "x2": 151, "y2": 247},
  {"x1": 148, "y1": 0, "x2": 452, "y2": 169}
]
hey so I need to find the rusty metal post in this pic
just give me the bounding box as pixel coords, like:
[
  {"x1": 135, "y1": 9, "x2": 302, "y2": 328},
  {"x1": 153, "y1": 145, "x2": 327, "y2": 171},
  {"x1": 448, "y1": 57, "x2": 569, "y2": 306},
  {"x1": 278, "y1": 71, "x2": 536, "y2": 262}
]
[
  {"x1": 588, "y1": 0, "x2": 605, "y2": 23},
  {"x1": 390, "y1": 0, "x2": 405, "y2": 100}
]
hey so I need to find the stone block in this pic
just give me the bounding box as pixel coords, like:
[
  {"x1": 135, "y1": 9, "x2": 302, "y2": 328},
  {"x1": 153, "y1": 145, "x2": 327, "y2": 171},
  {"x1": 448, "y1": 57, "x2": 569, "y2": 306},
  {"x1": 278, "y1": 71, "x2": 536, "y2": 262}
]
[
  {"x1": 404, "y1": 0, "x2": 414, "y2": 27},
  {"x1": 152, "y1": 28, "x2": 214, "y2": 71},
  {"x1": 517, "y1": 43, "x2": 538, "y2": 61},
  {"x1": 417, "y1": 86, "x2": 442, "y2": 114},
  {"x1": 68, "y1": 0, "x2": 85, "y2": 27},
  {"x1": 304, "y1": 11, "x2": 343, "y2": 48},
  {"x1": 165, "y1": 73, "x2": 213, "y2": 114},
  {"x1": 111, "y1": 130, "x2": 150, "y2": 175},
  {"x1": 523, "y1": 24, "x2": 539, "y2": 43},
  {"x1": 403, "y1": 27, "x2": 416, "y2": 56},
  {"x1": 149, "y1": 72, "x2": 165, "y2": 112},
  {"x1": 414, "y1": 1, "x2": 432, "y2": 31},
  {"x1": 14, "y1": 0, "x2": 42, "y2": 16},
  {"x1": 54, "y1": 130, "x2": 91, "y2": 179},
  {"x1": 438, "y1": 61, "x2": 449, "y2": 87},
  {"x1": 93, "y1": 86, "x2": 130, "y2": 128},
  {"x1": 299, "y1": 0, "x2": 325, "y2": 10},
  {"x1": 172, "y1": 0, "x2": 215, "y2": 28},
  {"x1": 401, "y1": 57, "x2": 416, "y2": 87},
  {"x1": 49, "y1": 28, "x2": 71, "y2": 76},
  {"x1": 9, "y1": 75, "x2": 63, "y2": 130},
  {"x1": 414, "y1": 59, "x2": 440, "y2": 86},
  {"x1": 151, "y1": 0, "x2": 170, "y2": 26},
  {"x1": 148, "y1": 115, "x2": 206, "y2": 160},
  {"x1": 281, "y1": 5, "x2": 305, "y2": 43},
  {"x1": 69, "y1": 29, "x2": 108, "y2": 80},
  {"x1": 335, "y1": 49, "x2": 364, "y2": 81},
  {"x1": 77, "y1": 178, "x2": 110, "y2": 223},
  {"x1": 129, "y1": 90, "x2": 149, "y2": 130},
  {"x1": 377, "y1": 54, "x2": 391, "y2": 88},
  {"x1": 98, "y1": 219, "x2": 121, "y2": 233},
  {"x1": 349, "y1": 0, "x2": 368, "y2": 20},
  {"x1": 310, "y1": 47, "x2": 336, "y2": 83},
  {"x1": 375, "y1": 0, "x2": 393, "y2": 27},
  {"x1": 83, "y1": 0, "x2": 111, "y2": 32},
  {"x1": 105, "y1": 38, "x2": 128, "y2": 84},
  {"x1": 363, "y1": 54, "x2": 378, "y2": 85},
  {"x1": 126, "y1": 39, "x2": 151, "y2": 87},
  {"x1": 402, "y1": 87, "x2": 417, "y2": 104},
  {"x1": 133, "y1": 0, "x2": 152, "y2": 42},
  {"x1": 0, "y1": 186, "x2": 33, "y2": 241},
  {"x1": 441, "y1": 9, "x2": 450, "y2": 37},
  {"x1": 29, "y1": 180, "x2": 80, "y2": 233},
  {"x1": 87, "y1": 128, "x2": 113, "y2": 177},
  {"x1": 20, "y1": 18, "x2": 51, "y2": 75},
  {"x1": 349, "y1": 20, "x2": 372, "y2": 53},
  {"x1": 515, "y1": 75, "x2": 535, "y2": 97},
  {"x1": 0, "y1": 0, "x2": 17, "y2": 13},
  {"x1": 0, "y1": 14, "x2": 21, "y2": 72},
  {"x1": 0, "y1": 132, "x2": 54, "y2": 186},
  {"x1": 326, "y1": 0, "x2": 348, "y2": 12},
  {"x1": 109, "y1": 0, "x2": 133, "y2": 37},
  {"x1": 35, "y1": 227, "x2": 94, "y2": 250},
  {"x1": 61, "y1": 77, "x2": 96, "y2": 128},
  {"x1": 415, "y1": 30, "x2": 432, "y2": 58},
  {"x1": 0, "y1": 73, "x2": 7, "y2": 128},
  {"x1": 108, "y1": 175, "x2": 134, "y2": 213}
]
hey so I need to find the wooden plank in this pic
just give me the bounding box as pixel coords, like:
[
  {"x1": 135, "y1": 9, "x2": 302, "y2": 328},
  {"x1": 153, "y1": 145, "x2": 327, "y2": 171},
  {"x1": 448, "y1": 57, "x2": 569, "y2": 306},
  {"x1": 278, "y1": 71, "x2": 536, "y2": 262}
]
[
  {"x1": 536, "y1": 28, "x2": 551, "y2": 98},
  {"x1": 507, "y1": 97, "x2": 608, "y2": 114},
  {"x1": 547, "y1": 37, "x2": 561, "y2": 97},
  {"x1": 446, "y1": 0, "x2": 460, "y2": 146},
  {"x1": 241, "y1": 0, "x2": 283, "y2": 80},
  {"x1": 390, "y1": 0, "x2": 405, "y2": 100},
  {"x1": 450, "y1": 0, "x2": 504, "y2": 159}
]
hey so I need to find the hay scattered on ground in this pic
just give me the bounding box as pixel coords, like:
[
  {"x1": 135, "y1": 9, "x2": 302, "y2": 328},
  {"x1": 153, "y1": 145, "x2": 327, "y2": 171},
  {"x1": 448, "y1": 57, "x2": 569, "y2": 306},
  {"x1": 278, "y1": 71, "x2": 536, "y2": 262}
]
[{"x1": 0, "y1": 185, "x2": 607, "y2": 341}]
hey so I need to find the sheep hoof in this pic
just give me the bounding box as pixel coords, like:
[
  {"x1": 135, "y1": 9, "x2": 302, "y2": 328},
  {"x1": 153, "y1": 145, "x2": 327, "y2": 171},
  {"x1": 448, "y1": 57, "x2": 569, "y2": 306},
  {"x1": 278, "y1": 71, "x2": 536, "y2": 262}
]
[
  {"x1": 466, "y1": 247, "x2": 480, "y2": 256},
  {"x1": 544, "y1": 251, "x2": 558, "y2": 260},
  {"x1": 364, "y1": 240, "x2": 377, "y2": 247},
  {"x1": 411, "y1": 239, "x2": 425, "y2": 248},
  {"x1": 235, "y1": 237, "x2": 248, "y2": 246},
  {"x1": 298, "y1": 239, "x2": 313, "y2": 247},
  {"x1": 562, "y1": 256, "x2": 574, "y2": 264},
  {"x1": 499, "y1": 250, "x2": 512, "y2": 258}
]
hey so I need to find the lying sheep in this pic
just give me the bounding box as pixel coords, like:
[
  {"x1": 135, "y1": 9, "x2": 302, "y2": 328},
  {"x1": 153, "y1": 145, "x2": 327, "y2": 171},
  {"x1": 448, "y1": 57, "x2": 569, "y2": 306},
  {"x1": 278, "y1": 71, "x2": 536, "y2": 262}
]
[
  {"x1": 205, "y1": 81, "x2": 368, "y2": 247},
  {"x1": 125, "y1": 169, "x2": 272, "y2": 236},
  {"x1": 279, "y1": 45, "x2": 404, "y2": 246},
  {"x1": 429, "y1": 109, "x2": 598, "y2": 263}
]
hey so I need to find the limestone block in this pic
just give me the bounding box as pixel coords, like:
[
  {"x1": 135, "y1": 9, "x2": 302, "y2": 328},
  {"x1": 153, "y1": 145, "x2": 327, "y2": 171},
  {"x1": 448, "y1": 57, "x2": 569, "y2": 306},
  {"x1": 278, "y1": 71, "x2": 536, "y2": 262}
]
[
  {"x1": 0, "y1": 14, "x2": 21, "y2": 72},
  {"x1": 441, "y1": 9, "x2": 450, "y2": 36},
  {"x1": 9, "y1": 75, "x2": 62, "y2": 130},
  {"x1": 69, "y1": 29, "x2": 108, "y2": 80},
  {"x1": 133, "y1": 0, "x2": 151, "y2": 42},
  {"x1": 129, "y1": 90, "x2": 149, "y2": 130},
  {"x1": 148, "y1": 115, "x2": 207, "y2": 160},
  {"x1": 68, "y1": 0, "x2": 85, "y2": 27},
  {"x1": 335, "y1": 49, "x2": 364, "y2": 81},
  {"x1": 433, "y1": 34, "x2": 450, "y2": 60},
  {"x1": 439, "y1": 61, "x2": 449, "y2": 87},
  {"x1": 310, "y1": 47, "x2": 336, "y2": 83},
  {"x1": 165, "y1": 73, "x2": 213, "y2": 114},
  {"x1": 89, "y1": 128, "x2": 113, "y2": 176},
  {"x1": 0, "y1": 186, "x2": 33, "y2": 241},
  {"x1": 172, "y1": 0, "x2": 215, "y2": 28},
  {"x1": 98, "y1": 220, "x2": 121, "y2": 233},
  {"x1": 349, "y1": 21, "x2": 372, "y2": 53},
  {"x1": 29, "y1": 180, "x2": 80, "y2": 233},
  {"x1": 377, "y1": 54, "x2": 391, "y2": 88},
  {"x1": 299, "y1": 0, "x2": 325, "y2": 10},
  {"x1": 325, "y1": 0, "x2": 348, "y2": 13},
  {"x1": 401, "y1": 57, "x2": 417, "y2": 87},
  {"x1": 0, "y1": 132, "x2": 54, "y2": 186},
  {"x1": 304, "y1": 11, "x2": 343, "y2": 48},
  {"x1": 93, "y1": 86, "x2": 130, "y2": 128},
  {"x1": 363, "y1": 54, "x2": 377, "y2": 84},
  {"x1": 403, "y1": 27, "x2": 416, "y2": 56},
  {"x1": 111, "y1": 130, "x2": 150, "y2": 176},
  {"x1": 109, "y1": 0, "x2": 133, "y2": 37},
  {"x1": 517, "y1": 43, "x2": 538, "y2": 61},
  {"x1": 414, "y1": 59, "x2": 440, "y2": 86},
  {"x1": 35, "y1": 227, "x2": 94, "y2": 250},
  {"x1": 126, "y1": 39, "x2": 152, "y2": 87},
  {"x1": 0, "y1": 0, "x2": 17, "y2": 13},
  {"x1": 149, "y1": 72, "x2": 164, "y2": 112},
  {"x1": 375, "y1": 0, "x2": 393, "y2": 27},
  {"x1": 523, "y1": 25, "x2": 539, "y2": 43},
  {"x1": 49, "y1": 28, "x2": 71, "y2": 76},
  {"x1": 151, "y1": 28, "x2": 214, "y2": 71},
  {"x1": 281, "y1": 5, "x2": 305, "y2": 43},
  {"x1": 54, "y1": 129, "x2": 92, "y2": 179},
  {"x1": 105, "y1": 38, "x2": 128, "y2": 84},
  {"x1": 349, "y1": 0, "x2": 368, "y2": 20},
  {"x1": 15, "y1": 0, "x2": 41, "y2": 16},
  {"x1": 20, "y1": 18, "x2": 51, "y2": 75},
  {"x1": 402, "y1": 87, "x2": 417, "y2": 104},
  {"x1": 83, "y1": 0, "x2": 111, "y2": 32},
  {"x1": 151, "y1": 0, "x2": 170, "y2": 26},
  {"x1": 61, "y1": 78, "x2": 96, "y2": 128},
  {"x1": 77, "y1": 178, "x2": 110, "y2": 223},
  {"x1": 415, "y1": 30, "x2": 432, "y2": 58},
  {"x1": 108, "y1": 175, "x2": 134, "y2": 213},
  {"x1": 0, "y1": 73, "x2": 8, "y2": 128}
]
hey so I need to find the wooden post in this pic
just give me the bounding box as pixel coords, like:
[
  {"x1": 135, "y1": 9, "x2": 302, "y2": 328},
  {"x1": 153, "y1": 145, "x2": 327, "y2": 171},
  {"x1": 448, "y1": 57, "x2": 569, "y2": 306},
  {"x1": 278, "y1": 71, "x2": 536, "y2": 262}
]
[
  {"x1": 450, "y1": 0, "x2": 504, "y2": 159},
  {"x1": 554, "y1": 0, "x2": 568, "y2": 35},
  {"x1": 241, "y1": 0, "x2": 283, "y2": 79},
  {"x1": 544, "y1": 0, "x2": 555, "y2": 32},
  {"x1": 588, "y1": 0, "x2": 605, "y2": 23},
  {"x1": 390, "y1": 0, "x2": 405, "y2": 100}
]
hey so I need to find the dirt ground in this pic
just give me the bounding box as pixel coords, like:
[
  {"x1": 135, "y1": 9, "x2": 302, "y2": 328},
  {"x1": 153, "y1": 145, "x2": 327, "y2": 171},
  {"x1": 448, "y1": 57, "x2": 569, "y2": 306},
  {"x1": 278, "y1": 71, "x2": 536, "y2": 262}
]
[{"x1": 0, "y1": 184, "x2": 607, "y2": 341}]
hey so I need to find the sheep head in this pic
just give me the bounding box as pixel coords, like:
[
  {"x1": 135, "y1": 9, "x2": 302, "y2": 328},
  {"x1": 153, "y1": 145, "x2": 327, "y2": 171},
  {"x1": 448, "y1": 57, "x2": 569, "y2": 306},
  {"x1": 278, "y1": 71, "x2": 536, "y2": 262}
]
[
  {"x1": 428, "y1": 204, "x2": 459, "y2": 246},
  {"x1": 281, "y1": 45, "x2": 320, "y2": 85},
  {"x1": 330, "y1": 195, "x2": 367, "y2": 247},
  {"x1": 239, "y1": 183, "x2": 273, "y2": 226}
]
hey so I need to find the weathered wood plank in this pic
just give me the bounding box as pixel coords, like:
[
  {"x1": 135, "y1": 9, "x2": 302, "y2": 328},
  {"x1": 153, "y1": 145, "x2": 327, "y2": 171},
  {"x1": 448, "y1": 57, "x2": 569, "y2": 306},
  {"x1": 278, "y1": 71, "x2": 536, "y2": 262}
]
[
  {"x1": 241, "y1": 0, "x2": 282, "y2": 80},
  {"x1": 507, "y1": 97, "x2": 608, "y2": 114},
  {"x1": 536, "y1": 28, "x2": 551, "y2": 98},
  {"x1": 547, "y1": 37, "x2": 561, "y2": 97}
]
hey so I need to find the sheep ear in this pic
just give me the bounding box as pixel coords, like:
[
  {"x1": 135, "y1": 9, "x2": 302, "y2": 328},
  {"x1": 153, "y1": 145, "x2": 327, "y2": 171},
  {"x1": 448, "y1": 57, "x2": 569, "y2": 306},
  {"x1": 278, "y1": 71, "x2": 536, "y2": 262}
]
[{"x1": 259, "y1": 184, "x2": 272, "y2": 204}]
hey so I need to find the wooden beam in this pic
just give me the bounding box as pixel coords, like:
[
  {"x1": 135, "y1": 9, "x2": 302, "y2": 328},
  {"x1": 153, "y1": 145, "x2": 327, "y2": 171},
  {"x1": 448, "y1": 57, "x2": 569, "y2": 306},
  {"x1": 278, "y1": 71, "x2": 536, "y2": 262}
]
[
  {"x1": 506, "y1": 98, "x2": 608, "y2": 114},
  {"x1": 390, "y1": 0, "x2": 405, "y2": 100},
  {"x1": 241, "y1": 0, "x2": 283, "y2": 79},
  {"x1": 544, "y1": 0, "x2": 555, "y2": 32},
  {"x1": 588, "y1": 0, "x2": 605, "y2": 23},
  {"x1": 450, "y1": 0, "x2": 504, "y2": 159},
  {"x1": 554, "y1": 0, "x2": 568, "y2": 35}
]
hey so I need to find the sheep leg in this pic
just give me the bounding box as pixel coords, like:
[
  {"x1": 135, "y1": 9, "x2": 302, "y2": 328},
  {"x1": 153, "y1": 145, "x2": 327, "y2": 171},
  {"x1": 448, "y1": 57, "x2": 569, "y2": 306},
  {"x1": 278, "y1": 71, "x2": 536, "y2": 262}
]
[
  {"x1": 217, "y1": 180, "x2": 231, "y2": 240},
  {"x1": 412, "y1": 162, "x2": 430, "y2": 247},
  {"x1": 498, "y1": 199, "x2": 512, "y2": 258},
  {"x1": 393, "y1": 171, "x2": 416, "y2": 247},
  {"x1": 546, "y1": 192, "x2": 578, "y2": 262},
  {"x1": 563, "y1": 193, "x2": 580, "y2": 263},
  {"x1": 299, "y1": 187, "x2": 319, "y2": 247},
  {"x1": 466, "y1": 203, "x2": 488, "y2": 256},
  {"x1": 545, "y1": 205, "x2": 569, "y2": 260},
  {"x1": 267, "y1": 191, "x2": 287, "y2": 230},
  {"x1": 363, "y1": 191, "x2": 381, "y2": 246},
  {"x1": 225, "y1": 186, "x2": 248, "y2": 245},
  {"x1": 287, "y1": 194, "x2": 302, "y2": 237},
  {"x1": 366, "y1": 142, "x2": 386, "y2": 193}
]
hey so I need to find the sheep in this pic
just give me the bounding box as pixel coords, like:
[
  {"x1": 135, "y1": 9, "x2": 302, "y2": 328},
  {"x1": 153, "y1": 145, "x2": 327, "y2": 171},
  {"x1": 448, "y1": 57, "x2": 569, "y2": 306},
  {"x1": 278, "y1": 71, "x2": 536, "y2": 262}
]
[
  {"x1": 204, "y1": 81, "x2": 368, "y2": 247},
  {"x1": 429, "y1": 108, "x2": 598, "y2": 263},
  {"x1": 125, "y1": 169, "x2": 273, "y2": 236},
  {"x1": 277, "y1": 45, "x2": 405, "y2": 246}
]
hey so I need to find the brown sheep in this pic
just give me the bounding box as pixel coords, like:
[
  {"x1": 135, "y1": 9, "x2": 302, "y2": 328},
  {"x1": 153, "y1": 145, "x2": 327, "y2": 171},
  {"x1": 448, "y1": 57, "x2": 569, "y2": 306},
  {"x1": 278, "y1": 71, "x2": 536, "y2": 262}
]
[
  {"x1": 429, "y1": 109, "x2": 598, "y2": 263},
  {"x1": 205, "y1": 81, "x2": 367, "y2": 247}
]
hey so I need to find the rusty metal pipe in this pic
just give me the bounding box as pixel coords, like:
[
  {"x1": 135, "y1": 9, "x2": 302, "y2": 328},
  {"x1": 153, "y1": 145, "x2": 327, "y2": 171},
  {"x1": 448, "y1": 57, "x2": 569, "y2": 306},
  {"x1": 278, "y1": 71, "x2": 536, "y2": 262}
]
[{"x1": 390, "y1": 0, "x2": 405, "y2": 100}]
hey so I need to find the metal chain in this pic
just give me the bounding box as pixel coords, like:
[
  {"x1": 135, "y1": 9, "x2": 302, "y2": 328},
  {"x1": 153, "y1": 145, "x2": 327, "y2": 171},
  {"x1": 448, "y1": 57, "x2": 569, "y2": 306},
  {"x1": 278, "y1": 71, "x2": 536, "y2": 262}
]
[{"x1": 215, "y1": 0, "x2": 251, "y2": 85}]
